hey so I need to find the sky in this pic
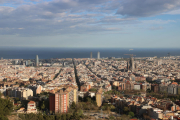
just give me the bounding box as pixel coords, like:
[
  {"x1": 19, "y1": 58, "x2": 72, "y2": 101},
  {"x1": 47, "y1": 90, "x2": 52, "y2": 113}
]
[{"x1": 0, "y1": 0, "x2": 180, "y2": 48}]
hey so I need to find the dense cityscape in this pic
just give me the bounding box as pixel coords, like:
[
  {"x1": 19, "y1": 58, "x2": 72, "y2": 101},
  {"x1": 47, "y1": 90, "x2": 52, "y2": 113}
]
[
  {"x1": 0, "y1": 52, "x2": 180, "y2": 120},
  {"x1": 1, "y1": 0, "x2": 180, "y2": 119}
]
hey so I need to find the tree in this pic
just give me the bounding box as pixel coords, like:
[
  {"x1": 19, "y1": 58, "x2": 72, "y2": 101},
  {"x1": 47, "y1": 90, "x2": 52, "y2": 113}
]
[
  {"x1": 110, "y1": 105, "x2": 116, "y2": 111},
  {"x1": 123, "y1": 107, "x2": 129, "y2": 114},
  {"x1": 71, "y1": 101, "x2": 76, "y2": 109},
  {"x1": 3, "y1": 78, "x2": 7, "y2": 82},
  {"x1": 109, "y1": 115, "x2": 115, "y2": 120},
  {"x1": 41, "y1": 101, "x2": 45, "y2": 110},
  {"x1": 89, "y1": 88, "x2": 97, "y2": 92},
  {"x1": 17, "y1": 101, "x2": 21, "y2": 104},
  {"x1": 77, "y1": 109, "x2": 83, "y2": 116},
  {"x1": 55, "y1": 114, "x2": 61, "y2": 120},
  {"x1": 61, "y1": 114, "x2": 66, "y2": 120},
  {"x1": 128, "y1": 112, "x2": 134, "y2": 118},
  {"x1": 0, "y1": 115, "x2": 8, "y2": 120},
  {"x1": 171, "y1": 97, "x2": 175, "y2": 102},
  {"x1": 112, "y1": 86, "x2": 117, "y2": 90},
  {"x1": 72, "y1": 111, "x2": 80, "y2": 120},
  {"x1": 15, "y1": 97, "x2": 20, "y2": 102},
  {"x1": 66, "y1": 113, "x2": 71, "y2": 120},
  {"x1": 0, "y1": 98, "x2": 13, "y2": 117},
  {"x1": 146, "y1": 89, "x2": 151, "y2": 93},
  {"x1": 37, "y1": 113, "x2": 44, "y2": 120}
]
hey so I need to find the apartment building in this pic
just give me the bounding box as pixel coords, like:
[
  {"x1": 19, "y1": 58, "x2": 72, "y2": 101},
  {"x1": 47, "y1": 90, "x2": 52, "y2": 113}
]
[
  {"x1": 49, "y1": 86, "x2": 78, "y2": 113},
  {"x1": 28, "y1": 84, "x2": 42, "y2": 96},
  {"x1": 6, "y1": 87, "x2": 33, "y2": 100}
]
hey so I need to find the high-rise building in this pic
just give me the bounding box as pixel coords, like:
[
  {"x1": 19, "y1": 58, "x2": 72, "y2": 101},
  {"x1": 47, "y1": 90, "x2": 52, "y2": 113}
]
[
  {"x1": 130, "y1": 57, "x2": 134, "y2": 71},
  {"x1": 97, "y1": 52, "x2": 100, "y2": 59},
  {"x1": 35, "y1": 55, "x2": 39, "y2": 67},
  {"x1": 90, "y1": 52, "x2": 92, "y2": 58},
  {"x1": 49, "y1": 90, "x2": 68, "y2": 113},
  {"x1": 49, "y1": 86, "x2": 78, "y2": 114},
  {"x1": 127, "y1": 61, "x2": 129, "y2": 70}
]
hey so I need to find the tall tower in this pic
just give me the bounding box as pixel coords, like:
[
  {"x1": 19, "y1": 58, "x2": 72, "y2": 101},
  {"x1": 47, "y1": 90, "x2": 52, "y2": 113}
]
[
  {"x1": 130, "y1": 57, "x2": 134, "y2": 71},
  {"x1": 127, "y1": 61, "x2": 129, "y2": 70},
  {"x1": 97, "y1": 52, "x2": 100, "y2": 59},
  {"x1": 90, "y1": 52, "x2": 92, "y2": 58},
  {"x1": 124, "y1": 54, "x2": 136, "y2": 72},
  {"x1": 35, "y1": 55, "x2": 39, "y2": 67}
]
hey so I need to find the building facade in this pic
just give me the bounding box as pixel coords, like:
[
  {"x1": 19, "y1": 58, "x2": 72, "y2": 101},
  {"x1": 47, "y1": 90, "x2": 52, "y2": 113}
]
[
  {"x1": 97, "y1": 52, "x2": 100, "y2": 59},
  {"x1": 49, "y1": 86, "x2": 78, "y2": 113}
]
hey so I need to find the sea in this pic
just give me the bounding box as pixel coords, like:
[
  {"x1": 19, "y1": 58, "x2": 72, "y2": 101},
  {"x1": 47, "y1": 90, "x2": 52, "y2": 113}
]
[{"x1": 0, "y1": 47, "x2": 180, "y2": 59}]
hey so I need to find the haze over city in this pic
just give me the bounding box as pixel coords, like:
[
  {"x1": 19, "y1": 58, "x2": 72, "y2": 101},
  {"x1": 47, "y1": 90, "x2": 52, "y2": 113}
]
[{"x1": 0, "y1": 0, "x2": 180, "y2": 48}]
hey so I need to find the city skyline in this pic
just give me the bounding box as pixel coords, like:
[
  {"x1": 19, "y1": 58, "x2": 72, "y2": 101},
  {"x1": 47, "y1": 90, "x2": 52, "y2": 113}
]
[{"x1": 0, "y1": 0, "x2": 180, "y2": 48}]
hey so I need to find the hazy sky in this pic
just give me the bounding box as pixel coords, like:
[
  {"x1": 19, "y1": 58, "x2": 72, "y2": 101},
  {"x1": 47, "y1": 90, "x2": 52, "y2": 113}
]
[{"x1": 0, "y1": 0, "x2": 180, "y2": 48}]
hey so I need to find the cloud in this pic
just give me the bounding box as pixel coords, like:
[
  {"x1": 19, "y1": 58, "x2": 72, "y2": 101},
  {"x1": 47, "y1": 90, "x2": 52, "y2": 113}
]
[
  {"x1": 0, "y1": 0, "x2": 24, "y2": 5},
  {"x1": 0, "y1": 0, "x2": 120, "y2": 36},
  {"x1": 29, "y1": 0, "x2": 40, "y2": 2},
  {"x1": 149, "y1": 26, "x2": 163, "y2": 30},
  {"x1": 0, "y1": 0, "x2": 179, "y2": 36},
  {"x1": 100, "y1": 16, "x2": 136, "y2": 24},
  {"x1": 141, "y1": 19, "x2": 176, "y2": 24},
  {"x1": 166, "y1": 9, "x2": 180, "y2": 14},
  {"x1": 117, "y1": 0, "x2": 180, "y2": 17}
]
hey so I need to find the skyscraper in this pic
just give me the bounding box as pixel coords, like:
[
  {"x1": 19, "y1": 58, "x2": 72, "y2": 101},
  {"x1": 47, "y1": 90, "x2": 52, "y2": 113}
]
[
  {"x1": 35, "y1": 55, "x2": 39, "y2": 67},
  {"x1": 130, "y1": 56, "x2": 134, "y2": 71},
  {"x1": 90, "y1": 52, "x2": 92, "y2": 58},
  {"x1": 97, "y1": 52, "x2": 100, "y2": 59}
]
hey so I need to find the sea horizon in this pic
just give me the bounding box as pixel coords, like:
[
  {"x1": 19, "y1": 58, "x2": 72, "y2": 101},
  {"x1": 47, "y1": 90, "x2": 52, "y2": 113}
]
[{"x1": 0, "y1": 47, "x2": 180, "y2": 59}]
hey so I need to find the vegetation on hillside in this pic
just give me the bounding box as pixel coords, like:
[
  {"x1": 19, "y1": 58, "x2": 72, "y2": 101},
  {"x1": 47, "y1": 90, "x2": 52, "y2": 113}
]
[{"x1": 0, "y1": 93, "x2": 13, "y2": 120}]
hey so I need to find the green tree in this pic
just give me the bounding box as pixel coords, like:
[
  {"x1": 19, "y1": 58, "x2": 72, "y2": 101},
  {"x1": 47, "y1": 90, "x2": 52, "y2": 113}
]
[
  {"x1": 45, "y1": 115, "x2": 55, "y2": 120},
  {"x1": 15, "y1": 97, "x2": 20, "y2": 102},
  {"x1": 123, "y1": 107, "x2": 129, "y2": 114},
  {"x1": 0, "y1": 98, "x2": 13, "y2": 117},
  {"x1": 89, "y1": 88, "x2": 97, "y2": 92},
  {"x1": 61, "y1": 114, "x2": 66, "y2": 120},
  {"x1": 109, "y1": 115, "x2": 115, "y2": 120},
  {"x1": 66, "y1": 113, "x2": 71, "y2": 120},
  {"x1": 110, "y1": 105, "x2": 116, "y2": 111},
  {"x1": 3, "y1": 79, "x2": 7, "y2": 82},
  {"x1": 55, "y1": 114, "x2": 61, "y2": 120},
  {"x1": 171, "y1": 97, "x2": 175, "y2": 102},
  {"x1": 72, "y1": 112, "x2": 80, "y2": 120},
  {"x1": 71, "y1": 101, "x2": 76, "y2": 109},
  {"x1": 112, "y1": 86, "x2": 117, "y2": 90},
  {"x1": 37, "y1": 113, "x2": 44, "y2": 120},
  {"x1": 77, "y1": 109, "x2": 83, "y2": 116},
  {"x1": 86, "y1": 97, "x2": 91, "y2": 103},
  {"x1": 0, "y1": 115, "x2": 8, "y2": 120},
  {"x1": 128, "y1": 112, "x2": 134, "y2": 118},
  {"x1": 41, "y1": 101, "x2": 45, "y2": 110}
]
